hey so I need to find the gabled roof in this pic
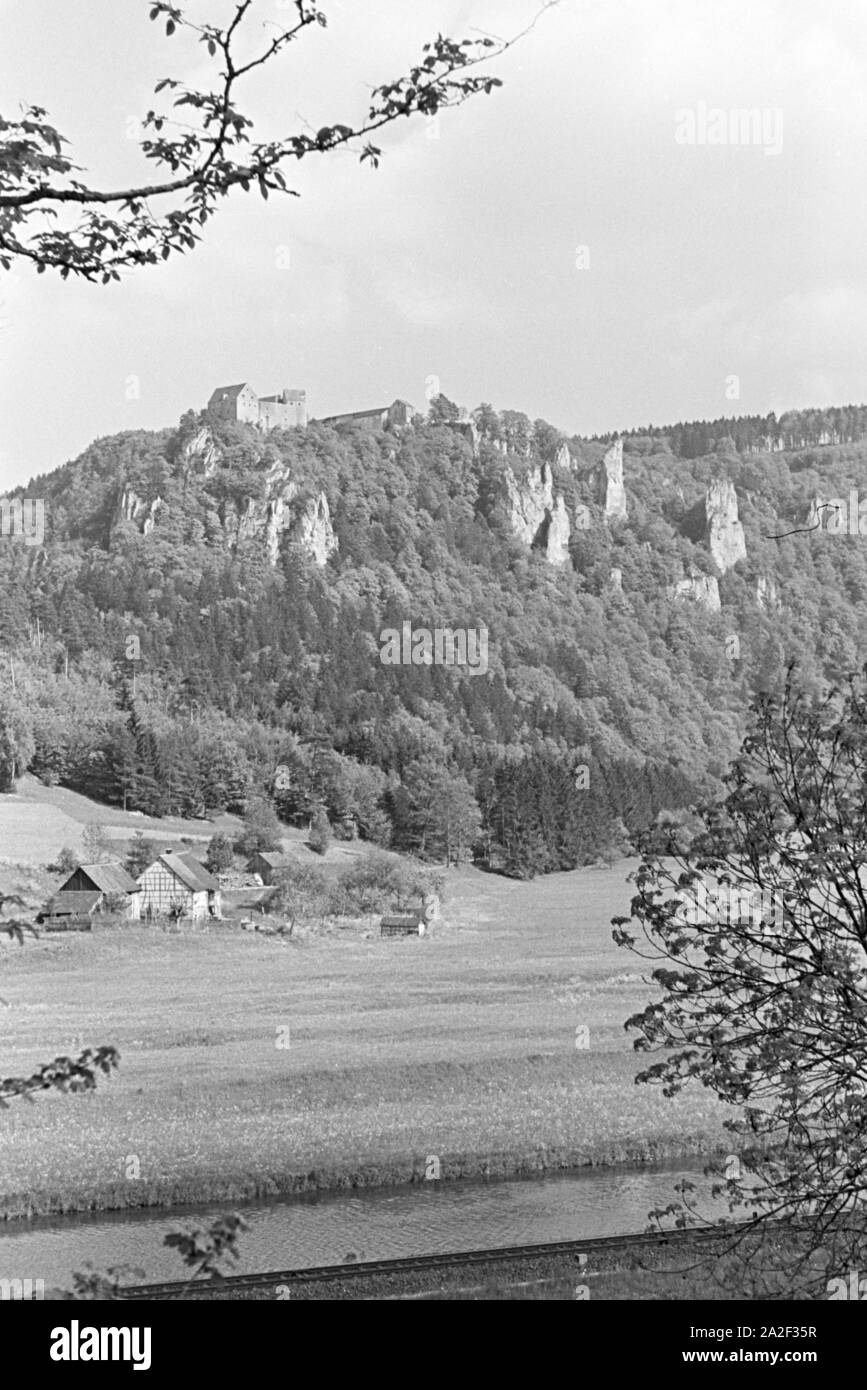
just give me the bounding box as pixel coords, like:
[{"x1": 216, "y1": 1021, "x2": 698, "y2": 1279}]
[
  {"x1": 159, "y1": 851, "x2": 220, "y2": 892},
  {"x1": 208, "y1": 383, "x2": 254, "y2": 404},
  {"x1": 42, "y1": 890, "x2": 101, "y2": 917},
  {"x1": 320, "y1": 405, "x2": 388, "y2": 423},
  {"x1": 74, "y1": 862, "x2": 140, "y2": 895},
  {"x1": 251, "y1": 851, "x2": 292, "y2": 867}
]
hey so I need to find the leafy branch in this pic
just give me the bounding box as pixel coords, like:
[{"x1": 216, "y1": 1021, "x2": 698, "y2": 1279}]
[{"x1": 0, "y1": 1, "x2": 556, "y2": 281}]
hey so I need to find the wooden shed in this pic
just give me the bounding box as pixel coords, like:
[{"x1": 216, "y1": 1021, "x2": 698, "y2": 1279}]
[
  {"x1": 37, "y1": 890, "x2": 100, "y2": 931},
  {"x1": 246, "y1": 851, "x2": 293, "y2": 885},
  {"x1": 38, "y1": 861, "x2": 141, "y2": 923},
  {"x1": 137, "y1": 852, "x2": 222, "y2": 921},
  {"x1": 380, "y1": 912, "x2": 426, "y2": 938}
]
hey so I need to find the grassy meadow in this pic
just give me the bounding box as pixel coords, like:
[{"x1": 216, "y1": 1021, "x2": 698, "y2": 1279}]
[{"x1": 0, "y1": 861, "x2": 731, "y2": 1220}]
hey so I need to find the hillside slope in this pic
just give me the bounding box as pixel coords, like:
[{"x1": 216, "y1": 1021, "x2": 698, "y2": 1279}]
[{"x1": 3, "y1": 398, "x2": 867, "y2": 874}]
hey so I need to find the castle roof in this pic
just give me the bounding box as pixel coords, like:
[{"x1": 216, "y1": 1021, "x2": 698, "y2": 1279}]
[{"x1": 208, "y1": 383, "x2": 253, "y2": 405}]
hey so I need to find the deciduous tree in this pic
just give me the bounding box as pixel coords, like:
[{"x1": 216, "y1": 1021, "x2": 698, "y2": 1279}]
[
  {"x1": 0, "y1": 0, "x2": 545, "y2": 280},
  {"x1": 614, "y1": 667, "x2": 867, "y2": 1296}
]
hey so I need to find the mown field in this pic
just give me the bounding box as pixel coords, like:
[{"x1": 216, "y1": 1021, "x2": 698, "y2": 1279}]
[{"x1": 0, "y1": 861, "x2": 730, "y2": 1219}]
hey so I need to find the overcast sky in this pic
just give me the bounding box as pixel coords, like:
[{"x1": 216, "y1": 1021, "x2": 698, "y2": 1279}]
[{"x1": 2, "y1": 0, "x2": 866, "y2": 487}]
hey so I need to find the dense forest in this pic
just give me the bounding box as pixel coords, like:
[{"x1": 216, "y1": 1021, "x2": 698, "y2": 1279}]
[
  {"x1": 2, "y1": 393, "x2": 867, "y2": 876},
  {"x1": 594, "y1": 402, "x2": 867, "y2": 458}
]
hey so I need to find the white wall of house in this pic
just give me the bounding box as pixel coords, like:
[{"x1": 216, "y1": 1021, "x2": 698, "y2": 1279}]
[{"x1": 137, "y1": 862, "x2": 208, "y2": 920}]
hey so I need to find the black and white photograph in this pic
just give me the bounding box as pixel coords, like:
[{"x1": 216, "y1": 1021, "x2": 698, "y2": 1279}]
[{"x1": 0, "y1": 0, "x2": 865, "y2": 1350}]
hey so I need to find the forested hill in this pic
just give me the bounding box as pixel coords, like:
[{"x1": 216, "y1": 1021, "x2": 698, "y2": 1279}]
[{"x1": 2, "y1": 395, "x2": 867, "y2": 876}]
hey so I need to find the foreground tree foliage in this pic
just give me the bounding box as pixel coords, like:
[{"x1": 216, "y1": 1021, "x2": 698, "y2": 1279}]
[
  {"x1": 57, "y1": 1213, "x2": 249, "y2": 1299},
  {"x1": 0, "y1": 0, "x2": 539, "y2": 280},
  {"x1": 0, "y1": 1046, "x2": 120, "y2": 1110},
  {"x1": 614, "y1": 667, "x2": 867, "y2": 1297}
]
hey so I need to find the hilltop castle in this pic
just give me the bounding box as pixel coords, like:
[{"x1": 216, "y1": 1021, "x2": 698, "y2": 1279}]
[
  {"x1": 208, "y1": 382, "x2": 308, "y2": 431},
  {"x1": 207, "y1": 382, "x2": 414, "y2": 434}
]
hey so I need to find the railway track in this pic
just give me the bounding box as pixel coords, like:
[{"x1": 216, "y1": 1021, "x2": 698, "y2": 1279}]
[{"x1": 117, "y1": 1223, "x2": 732, "y2": 1300}]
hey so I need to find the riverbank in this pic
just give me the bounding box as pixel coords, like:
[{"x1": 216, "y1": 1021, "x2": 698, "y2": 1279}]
[
  {"x1": 0, "y1": 862, "x2": 731, "y2": 1221},
  {"x1": 0, "y1": 1137, "x2": 730, "y2": 1222},
  {"x1": 1, "y1": 1162, "x2": 739, "y2": 1294}
]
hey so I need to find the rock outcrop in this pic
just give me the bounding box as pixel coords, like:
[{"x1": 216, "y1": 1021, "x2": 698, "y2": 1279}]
[
  {"x1": 142, "y1": 499, "x2": 162, "y2": 536},
  {"x1": 705, "y1": 478, "x2": 746, "y2": 573},
  {"x1": 667, "y1": 566, "x2": 721, "y2": 613},
  {"x1": 114, "y1": 488, "x2": 162, "y2": 534},
  {"x1": 287, "y1": 492, "x2": 338, "y2": 567},
  {"x1": 505, "y1": 462, "x2": 555, "y2": 546},
  {"x1": 609, "y1": 567, "x2": 623, "y2": 592},
  {"x1": 756, "y1": 574, "x2": 781, "y2": 611},
  {"x1": 504, "y1": 462, "x2": 571, "y2": 564},
  {"x1": 806, "y1": 496, "x2": 850, "y2": 532},
  {"x1": 555, "y1": 442, "x2": 572, "y2": 472},
  {"x1": 596, "y1": 438, "x2": 627, "y2": 521},
  {"x1": 541, "y1": 495, "x2": 571, "y2": 566},
  {"x1": 180, "y1": 426, "x2": 220, "y2": 476},
  {"x1": 449, "y1": 413, "x2": 480, "y2": 456},
  {"x1": 221, "y1": 475, "x2": 337, "y2": 567}
]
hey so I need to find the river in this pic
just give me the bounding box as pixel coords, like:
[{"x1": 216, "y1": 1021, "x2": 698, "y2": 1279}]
[{"x1": 0, "y1": 1161, "x2": 724, "y2": 1291}]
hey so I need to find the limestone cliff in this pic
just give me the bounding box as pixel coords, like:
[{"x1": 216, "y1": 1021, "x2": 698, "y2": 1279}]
[
  {"x1": 596, "y1": 439, "x2": 627, "y2": 521},
  {"x1": 287, "y1": 493, "x2": 338, "y2": 567},
  {"x1": 541, "y1": 495, "x2": 571, "y2": 566},
  {"x1": 505, "y1": 461, "x2": 555, "y2": 546},
  {"x1": 114, "y1": 488, "x2": 162, "y2": 534},
  {"x1": 504, "y1": 461, "x2": 571, "y2": 564},
  {"x1": 705, "y1": 478, "x2": 746, "y2": 573},
  {"x1": 221, "y1": 480, "x2": 337, "y2": 568},
  {"x1": 180, "y1": 426, "x2": 220, "y2": 476},
  {"x1": 667, "y1": 566, "x2": 721, "y2": 613},
  {"x1": 756, "y1": 574, "x2": 781, "y2": 611}
]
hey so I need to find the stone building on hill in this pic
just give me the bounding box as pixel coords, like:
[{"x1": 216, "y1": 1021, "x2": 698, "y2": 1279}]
[
  {"x1": 208, "y1": 383, "x2": 307, "y2": 431},
  {"x1": 318, "y1": 399, "x2": 414, "y2": 431}
]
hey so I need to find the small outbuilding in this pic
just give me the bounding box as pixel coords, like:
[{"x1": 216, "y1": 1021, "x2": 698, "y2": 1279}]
[
  {"x1": 37, "y1": 891, "x2": 100, "y2": 931},
  {"x1": 246, "y1": 851, "x2": 294, "y2": 885},
  {"x1": 38, "y1": 860, "x2": 142, "y2": 924},
  {"x1": 380, "y1": 911, "x2": 426, "y2": 938}
]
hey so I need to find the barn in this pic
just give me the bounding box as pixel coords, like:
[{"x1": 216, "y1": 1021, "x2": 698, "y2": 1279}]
[
  {"x1": 137, "y1": 852, "x2": 222, "y2": 921},
  {"x1": 38, "y1": 861, "x2": 142, "y2": 924}
]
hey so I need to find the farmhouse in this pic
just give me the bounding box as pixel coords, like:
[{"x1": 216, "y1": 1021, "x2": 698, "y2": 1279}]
[
  {"x1": 38, "y1": 861, "x2": 142, "y2": 925},
  {"x1": 137, "y1": 852, "x2": 222, "y2": 921},
  {"x1": 247, "y1": 850, "x2": 293, "y2": 884}
]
